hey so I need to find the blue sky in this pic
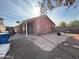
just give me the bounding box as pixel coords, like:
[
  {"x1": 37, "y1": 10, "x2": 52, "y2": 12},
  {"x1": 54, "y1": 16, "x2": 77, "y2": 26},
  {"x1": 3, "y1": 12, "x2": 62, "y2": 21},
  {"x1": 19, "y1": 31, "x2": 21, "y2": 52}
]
[{"x1": 0, "y1": 0, "x2": 79, "y2": 26}]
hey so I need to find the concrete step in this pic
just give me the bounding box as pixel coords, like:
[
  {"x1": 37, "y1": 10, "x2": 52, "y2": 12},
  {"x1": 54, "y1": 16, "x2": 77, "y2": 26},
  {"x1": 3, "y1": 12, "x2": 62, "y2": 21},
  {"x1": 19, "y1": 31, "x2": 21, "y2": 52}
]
[{"x1": 0, "y1": 43, "x2": 10, "y2": 59}]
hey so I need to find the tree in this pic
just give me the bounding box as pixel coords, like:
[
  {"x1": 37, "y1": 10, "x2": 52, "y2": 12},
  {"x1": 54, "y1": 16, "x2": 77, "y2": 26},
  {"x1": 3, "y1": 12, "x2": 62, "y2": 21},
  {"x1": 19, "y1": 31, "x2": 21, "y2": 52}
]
[
  {"x1": 38, "y1": 0, "x2": 76, "y2": 15},
  {"x1": 60, "y1": 21, "x2": 66, "y2": 27},
  {"x1": 0, "y1": 18, "x2": 4, "y2": 24},
  {"x1": 16, "y1": 21, "x2": 20, "y2": 24},
  {"x1": 69, "y1": 20, "x2": 79, "y2": 27},
  {"x1": 0, "y1": 18, "x2": 4, "y2": 21}
]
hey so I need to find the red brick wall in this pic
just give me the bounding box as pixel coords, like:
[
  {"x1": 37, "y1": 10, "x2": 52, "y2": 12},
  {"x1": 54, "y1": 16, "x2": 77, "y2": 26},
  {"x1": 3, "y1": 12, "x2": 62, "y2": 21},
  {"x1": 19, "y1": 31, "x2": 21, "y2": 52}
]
[
  {"x1": 20, "y1": 16, "x2": 55, "y2": 35},
  {"x1": 33, "y1": 17, "x2": 55, "y2": 35},
  {"x1": 18, "y1": 23, "x2": 26, "y2": 33}
]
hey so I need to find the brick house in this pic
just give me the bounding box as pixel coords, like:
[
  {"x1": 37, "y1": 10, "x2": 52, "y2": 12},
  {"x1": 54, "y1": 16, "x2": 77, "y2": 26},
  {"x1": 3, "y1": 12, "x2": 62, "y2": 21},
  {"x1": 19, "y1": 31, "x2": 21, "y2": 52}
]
[{"x1": 19, "y1": 15, "x2": 55, "y2": 35}]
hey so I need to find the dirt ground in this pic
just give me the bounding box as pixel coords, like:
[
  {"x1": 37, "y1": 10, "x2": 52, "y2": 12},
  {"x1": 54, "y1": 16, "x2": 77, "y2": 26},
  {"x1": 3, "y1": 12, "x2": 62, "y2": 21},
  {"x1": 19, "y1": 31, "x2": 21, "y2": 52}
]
[{"x1": 72, "y1": 34, "x2": 79, "y2": 40}]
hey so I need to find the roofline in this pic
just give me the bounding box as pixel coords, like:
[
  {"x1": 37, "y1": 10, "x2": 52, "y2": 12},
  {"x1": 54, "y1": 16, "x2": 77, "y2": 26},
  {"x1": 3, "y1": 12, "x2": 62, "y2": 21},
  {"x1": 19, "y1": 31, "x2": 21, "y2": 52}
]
[{"x1": 20, "y1": 15, "x2": 55, "y2": 25}]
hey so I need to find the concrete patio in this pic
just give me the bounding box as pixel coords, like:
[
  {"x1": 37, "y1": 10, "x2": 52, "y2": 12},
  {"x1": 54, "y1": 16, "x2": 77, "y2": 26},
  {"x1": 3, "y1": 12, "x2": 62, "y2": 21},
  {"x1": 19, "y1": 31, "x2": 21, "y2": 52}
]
[{"x1": 4, "y1": 33, "x2": 79, "y2": 59}]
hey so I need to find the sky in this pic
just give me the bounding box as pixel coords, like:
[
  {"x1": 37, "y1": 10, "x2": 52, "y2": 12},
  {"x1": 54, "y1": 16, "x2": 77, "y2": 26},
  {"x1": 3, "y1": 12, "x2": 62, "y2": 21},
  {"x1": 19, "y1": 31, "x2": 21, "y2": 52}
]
[{"x1": 0, "y1": 0, "x2": 79, "y2": 26}]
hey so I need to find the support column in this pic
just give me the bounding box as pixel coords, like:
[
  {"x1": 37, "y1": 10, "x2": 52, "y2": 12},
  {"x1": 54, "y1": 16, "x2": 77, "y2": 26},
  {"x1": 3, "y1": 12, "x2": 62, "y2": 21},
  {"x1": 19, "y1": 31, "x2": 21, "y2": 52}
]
[{"x1": 26, "y1": 23, "x2": 28, "y2": 37}]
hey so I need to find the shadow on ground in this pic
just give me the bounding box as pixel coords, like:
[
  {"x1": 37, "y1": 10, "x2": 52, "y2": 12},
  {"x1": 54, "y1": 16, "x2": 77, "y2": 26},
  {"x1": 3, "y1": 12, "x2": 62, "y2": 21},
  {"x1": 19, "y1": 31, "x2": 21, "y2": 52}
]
[
  {"x1": 48, "y1": 37, "x2": 79, "y2": 59},
  {"x1": 4, "y1": 36, "x2": 79, "y2": 59},
  {"x1": 4, "y1": 39, "x2": 48, "y2": 59}
]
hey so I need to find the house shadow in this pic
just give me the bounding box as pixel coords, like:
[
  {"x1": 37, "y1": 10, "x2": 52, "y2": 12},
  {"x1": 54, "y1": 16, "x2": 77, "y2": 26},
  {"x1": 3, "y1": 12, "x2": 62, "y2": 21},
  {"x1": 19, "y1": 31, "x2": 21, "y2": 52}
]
[
  {"x1": 4, "y1": 36, "x2": 79, "y2": 59},
  {"x1": 4, "y1": 38, "x2": 49, "y2": 59},
  {"x1": 48, "y1": 37, "x2": 79, "y2": 59}
]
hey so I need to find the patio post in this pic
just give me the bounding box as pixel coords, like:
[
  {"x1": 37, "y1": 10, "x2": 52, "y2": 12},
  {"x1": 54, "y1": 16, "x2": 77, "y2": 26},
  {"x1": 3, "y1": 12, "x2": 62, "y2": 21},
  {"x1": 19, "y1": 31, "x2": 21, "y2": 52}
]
[{"x1": 26, "y1": 23, "x2": 28, "y2": 37}]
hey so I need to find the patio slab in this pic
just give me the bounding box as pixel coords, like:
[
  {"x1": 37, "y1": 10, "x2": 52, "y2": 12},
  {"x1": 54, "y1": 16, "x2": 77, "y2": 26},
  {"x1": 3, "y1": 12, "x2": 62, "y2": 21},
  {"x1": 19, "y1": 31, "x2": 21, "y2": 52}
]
[{"x1": 27, "y1": 33, "x2": 69, "y2": 51}]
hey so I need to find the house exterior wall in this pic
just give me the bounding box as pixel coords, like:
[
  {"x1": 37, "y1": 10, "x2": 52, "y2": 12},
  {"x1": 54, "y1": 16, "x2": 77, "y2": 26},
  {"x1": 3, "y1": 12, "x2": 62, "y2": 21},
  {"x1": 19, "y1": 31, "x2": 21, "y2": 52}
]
[
  {"x1": 15, "y1": 23, "x2": 26, "y2": 33},
  {"x1": 19, "y1": 25, "x2": 22, "y2": 33},
  {"x1": 14, "y1": 26, "x2": 19, "y2": 33},
  {"x1": 32, "y1": 21, "x2": 36, "y2": 34},
  {"x1": 19, "y1": 16, "x2": 55, "y2": 35},
  {"x1": 22, "y1": 24, "x2": 26, "y2": 33},
  {"x1": 33, "y1": 17, "x2": 55, "y2": 35}
]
